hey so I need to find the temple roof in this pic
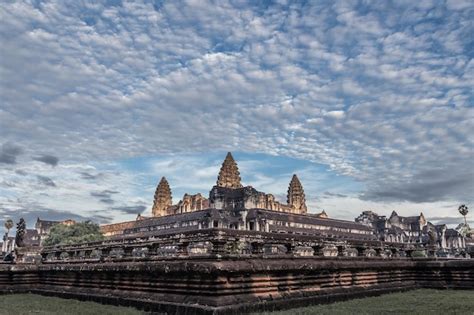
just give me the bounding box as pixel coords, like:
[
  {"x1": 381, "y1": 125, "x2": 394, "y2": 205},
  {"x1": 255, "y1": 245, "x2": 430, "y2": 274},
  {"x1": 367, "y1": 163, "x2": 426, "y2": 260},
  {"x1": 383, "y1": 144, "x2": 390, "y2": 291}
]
[
  {"x1": 152, "y1": 176, "x2": 172, "y2": 216},
  {"x1": 35, "y1": 218, "x2": 61, "y2": 229},
  {"x1": 216, "y1": 152, "x2": 243, "y2": 189},
  {"x1": 247, "y1": 209, "x2": 373, "y2": 231}
]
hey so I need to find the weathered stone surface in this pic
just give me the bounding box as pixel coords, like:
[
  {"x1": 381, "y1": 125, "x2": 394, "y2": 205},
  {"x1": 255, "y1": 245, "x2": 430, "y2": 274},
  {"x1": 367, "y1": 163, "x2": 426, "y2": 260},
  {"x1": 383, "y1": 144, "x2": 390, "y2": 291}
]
[
  {"x1": 216, "y1": 152, "x2": 243, "y2": 189},
  {"x1": 1, "y1": 258, "x2": 473, "y2": 314},
  {"x1": 152, "y1": 177, "x2": 173, "y2": 217},
  {"x1": 287, "y1": 174, "x2": 307, "y2": 214}
]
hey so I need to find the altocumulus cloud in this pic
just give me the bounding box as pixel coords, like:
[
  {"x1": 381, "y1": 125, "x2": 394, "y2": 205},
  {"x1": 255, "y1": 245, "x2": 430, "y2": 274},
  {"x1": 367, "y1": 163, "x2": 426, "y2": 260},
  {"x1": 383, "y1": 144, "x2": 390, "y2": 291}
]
[
  {"x1": 0, "y1": 0, "x2": 473, "y2": 229},
  {"x1": 33, "y1": 154, "x2": 59, "y2": 167}
]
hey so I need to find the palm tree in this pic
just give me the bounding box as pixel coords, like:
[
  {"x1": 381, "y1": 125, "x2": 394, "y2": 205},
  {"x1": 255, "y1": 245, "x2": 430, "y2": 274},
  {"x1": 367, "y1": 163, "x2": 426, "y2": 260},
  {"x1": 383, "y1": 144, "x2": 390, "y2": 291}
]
[
  {"x1": 4, "y1": 219, "x2": 14, "y2": 235},
  {"x1": 458, "y1": 204, "x2": 469, "y2": 226}
]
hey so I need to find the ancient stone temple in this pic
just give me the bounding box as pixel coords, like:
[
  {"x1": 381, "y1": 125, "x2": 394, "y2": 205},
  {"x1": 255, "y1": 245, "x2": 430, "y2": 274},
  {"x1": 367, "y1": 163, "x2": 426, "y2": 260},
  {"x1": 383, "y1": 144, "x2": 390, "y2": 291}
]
[
  {"x1": 287, "y1": 174, "x2": 307, "y2": 214},
  {"x1": 99, "y1": 152, "x2": 467, "y2": 260},
  {"x1": 10, "y1": 152, "x2": 472, "y2": 315},
  {"x1": 152, "y1": 177, "x2": 172, "y2": 217},
  {"x1": 146, "y1": 152, "x2": 311, "y2": 218},
  {"x1": 102, "y1": 152, "x2": 346, "y2": 237},
  {"x1": 355, "y1": 210, "x2": 466, "y2": 257},
  {"x1": 216, "y1": 152, "x2": 243, "y2": 188}
]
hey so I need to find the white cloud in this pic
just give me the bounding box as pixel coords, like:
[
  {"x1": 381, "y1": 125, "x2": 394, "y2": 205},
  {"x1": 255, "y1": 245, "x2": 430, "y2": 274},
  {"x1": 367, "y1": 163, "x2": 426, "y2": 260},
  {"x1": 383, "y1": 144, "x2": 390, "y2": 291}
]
[{"x1": 0, "y1": 1, "x2": 473, "y2": 228}]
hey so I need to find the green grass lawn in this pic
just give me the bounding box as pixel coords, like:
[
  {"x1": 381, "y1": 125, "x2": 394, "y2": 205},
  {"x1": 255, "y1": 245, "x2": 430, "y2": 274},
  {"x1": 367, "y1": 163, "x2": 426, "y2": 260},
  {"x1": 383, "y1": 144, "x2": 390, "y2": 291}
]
[
  {"x1": 253, "y1": 289, "x2": 474, "y2": 315},
  {"x1": 0, "y1": 294, "x2": 143, "y2": 315},
  {"x1": 0, "y1": 289, "x2": 472, "y2": 315}
]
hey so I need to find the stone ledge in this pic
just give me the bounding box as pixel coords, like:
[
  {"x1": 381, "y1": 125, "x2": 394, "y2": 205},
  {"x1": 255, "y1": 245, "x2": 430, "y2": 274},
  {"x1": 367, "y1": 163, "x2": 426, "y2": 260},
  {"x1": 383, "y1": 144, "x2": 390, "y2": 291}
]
[{"x1": 1, "y1": 258, "x2": 473, "y2": 314}]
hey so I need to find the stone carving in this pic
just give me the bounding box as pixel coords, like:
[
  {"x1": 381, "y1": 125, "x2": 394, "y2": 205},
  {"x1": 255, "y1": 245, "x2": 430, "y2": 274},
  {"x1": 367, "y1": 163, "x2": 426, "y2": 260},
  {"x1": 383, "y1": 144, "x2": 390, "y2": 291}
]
[
  {"x1": 152, "y1": 177, "x2": 172, "y2": 217},
  {"x1": 216, "y1": 152, "x2": 243, "y2": 189},
  {"x1": 177, "y1": 193, "x2": 209, "y2": 213},
  {"x1": 287, "y1": 174, "x2": 307, "y2": 214},
  {"x1": 15, "y1": 218, "x2": 26, "y2": 247}
]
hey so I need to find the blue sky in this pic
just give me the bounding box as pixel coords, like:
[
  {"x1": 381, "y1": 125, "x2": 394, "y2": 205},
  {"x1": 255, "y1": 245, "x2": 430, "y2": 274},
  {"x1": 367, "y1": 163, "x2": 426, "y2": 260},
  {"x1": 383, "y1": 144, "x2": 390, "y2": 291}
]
[{"x1": 0, "y1": 0, "x2": 473, "y2": 233}]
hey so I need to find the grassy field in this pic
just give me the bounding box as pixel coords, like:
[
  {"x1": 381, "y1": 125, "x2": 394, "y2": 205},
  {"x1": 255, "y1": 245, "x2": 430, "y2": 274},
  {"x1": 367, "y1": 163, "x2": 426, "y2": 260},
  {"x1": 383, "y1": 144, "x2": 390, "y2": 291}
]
[
  {"x1": 0, "y1": 294, "x2": 142, "y2": 315},
  {"x1": 253, "y1": 289, "x2": 474, "y2": 315},
  {"x1": 0, "y1": 289, "x2": 472, "y2": 314}
]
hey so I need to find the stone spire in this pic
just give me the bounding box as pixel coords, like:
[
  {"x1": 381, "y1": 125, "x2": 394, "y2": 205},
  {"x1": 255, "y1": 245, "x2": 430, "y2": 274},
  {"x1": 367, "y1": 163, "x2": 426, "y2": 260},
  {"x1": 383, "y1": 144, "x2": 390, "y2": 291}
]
[
  {"x1": 287, "y1": 174, "x2": 307, "y2": 214},
  {"x1": 152, "y1": 177, "x2": 172, "y2": 217},
  {"x1": 216, "y1": 152, "x2": 243, "y2": 189}
]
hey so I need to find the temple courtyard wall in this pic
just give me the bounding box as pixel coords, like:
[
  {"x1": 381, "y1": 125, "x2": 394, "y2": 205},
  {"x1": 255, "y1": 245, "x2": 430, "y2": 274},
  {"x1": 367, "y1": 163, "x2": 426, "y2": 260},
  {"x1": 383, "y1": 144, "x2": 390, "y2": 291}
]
[{"x1": 1, "y1": 257, "x2": 473, "y2": 314}]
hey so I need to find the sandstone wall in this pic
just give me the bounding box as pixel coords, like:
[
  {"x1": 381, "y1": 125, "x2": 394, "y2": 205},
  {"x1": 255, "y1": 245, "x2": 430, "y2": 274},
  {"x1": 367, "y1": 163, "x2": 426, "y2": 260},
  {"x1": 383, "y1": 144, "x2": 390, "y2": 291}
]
[{"x1": 1, "y1": 258, "x2": 473, "y2": 314}]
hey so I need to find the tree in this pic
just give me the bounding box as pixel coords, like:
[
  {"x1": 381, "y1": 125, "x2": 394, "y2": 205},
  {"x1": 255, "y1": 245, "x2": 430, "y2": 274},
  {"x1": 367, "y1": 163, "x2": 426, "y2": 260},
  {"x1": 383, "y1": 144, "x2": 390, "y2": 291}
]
[
  {"x1": 4, "y1": 219, "x2": 14, "y2": 234},
  {"x1": 43, "y1": 221, "x2": 104, "y2": 246},
  {"x1": 458, "y1": 205, "x2": 469, "y2": 226}
]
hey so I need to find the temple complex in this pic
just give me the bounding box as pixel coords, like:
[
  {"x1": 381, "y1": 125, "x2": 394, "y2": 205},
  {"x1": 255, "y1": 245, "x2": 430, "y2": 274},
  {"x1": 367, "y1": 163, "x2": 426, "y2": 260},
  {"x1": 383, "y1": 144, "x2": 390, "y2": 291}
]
[
  {"x1": 99, "y1": 152, "x2": 469, "y2": 260},
  {"x1": 101, "y1": 152, "x2": 331, "y2": 237},
  {"x1": 150, "y1": 152, "x2": 308, "y2": 216},
  {"x1": 355, "y1": 210, "x2": 465, "y2": 256},
  {"x1": 3, "y1": 152, "x2": 472, "y2": 314}
]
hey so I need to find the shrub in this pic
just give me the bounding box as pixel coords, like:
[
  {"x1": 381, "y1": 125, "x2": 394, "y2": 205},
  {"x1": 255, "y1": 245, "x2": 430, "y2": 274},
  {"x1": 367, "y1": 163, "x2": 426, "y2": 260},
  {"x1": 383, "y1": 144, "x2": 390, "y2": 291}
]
[{"x1": 43, "y1": 221, "x2": 104, "y2": 246}]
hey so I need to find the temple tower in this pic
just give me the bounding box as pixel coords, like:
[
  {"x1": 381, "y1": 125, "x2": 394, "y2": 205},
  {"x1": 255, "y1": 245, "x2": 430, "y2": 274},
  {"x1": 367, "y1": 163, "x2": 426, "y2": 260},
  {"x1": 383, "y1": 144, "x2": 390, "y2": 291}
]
[
  {"x1": 152, "y1": 177, "x2": 172, "y2": 217},
  {"x1": 287, "y1": 174, "x2": 307, "y2": 214},
  {"x1": 216, "y1": 152, "x2": 243, "y2": 189}
]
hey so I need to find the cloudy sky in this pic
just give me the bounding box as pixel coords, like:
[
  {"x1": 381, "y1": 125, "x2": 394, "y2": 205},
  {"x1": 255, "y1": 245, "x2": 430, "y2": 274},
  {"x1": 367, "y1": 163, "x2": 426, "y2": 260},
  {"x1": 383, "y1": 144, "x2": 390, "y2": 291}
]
[{"x1": 1, "y1": 0, "x2": 473, "y2": 233}]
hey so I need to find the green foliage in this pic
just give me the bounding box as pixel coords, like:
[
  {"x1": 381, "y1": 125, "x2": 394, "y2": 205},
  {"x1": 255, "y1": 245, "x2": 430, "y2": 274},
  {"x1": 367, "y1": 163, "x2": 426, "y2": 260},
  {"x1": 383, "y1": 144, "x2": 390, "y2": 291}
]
[
  {"x1": 410, "y1": 250, "x2": 427, "y2": 258},
  {"x1": 458, "y1": 204, "x2": 469, "y2": 217},
  {"x1": 43, "y1": 221, "x2": 104, "y2": 246},
  {"x1": 4, "y1": 219, "x2": 14, "y2": 232}
]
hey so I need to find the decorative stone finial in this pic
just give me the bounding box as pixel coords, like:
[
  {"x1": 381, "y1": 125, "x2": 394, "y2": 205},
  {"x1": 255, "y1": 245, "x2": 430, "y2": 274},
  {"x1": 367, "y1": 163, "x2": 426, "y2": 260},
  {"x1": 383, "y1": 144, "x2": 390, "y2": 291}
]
[
  {"x1": 15, "y1": 218, "x2": 26, "y2": 247},
  {"x1": 287, "y1": 174, "x2": 307, "y2": 214},
  {"x1": 216, "y1": 152, "x2": 243, "y2": 189},
  {"x1": 319, "y1": 210, "x2": 328, "y2": 218},
  {"x1": 152, "y1": 177, "x2": 172, "y2": 217}
]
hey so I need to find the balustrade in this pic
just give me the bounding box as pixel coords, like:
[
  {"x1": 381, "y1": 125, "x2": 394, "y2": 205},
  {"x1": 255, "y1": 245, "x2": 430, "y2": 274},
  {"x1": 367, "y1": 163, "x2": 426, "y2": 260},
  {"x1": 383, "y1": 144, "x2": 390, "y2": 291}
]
[{"x1": 39, "y1": 229, "x2": 430, "y2": 262}]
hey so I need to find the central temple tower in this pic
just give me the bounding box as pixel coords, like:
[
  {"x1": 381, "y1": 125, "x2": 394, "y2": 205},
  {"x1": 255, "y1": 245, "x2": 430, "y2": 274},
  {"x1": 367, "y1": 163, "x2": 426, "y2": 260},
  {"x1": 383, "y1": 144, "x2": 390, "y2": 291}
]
[
  {"x1": 287, "y1": 174, "x2": 307, "y2": 214},
  {"x1": 152, "y1": 177, "x2": 172, "y2": 216},
  {"x1": 216, "y1": 152, "x2": 243, "y2": 189}
]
